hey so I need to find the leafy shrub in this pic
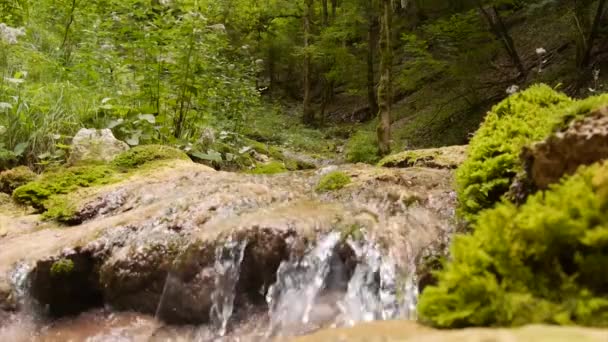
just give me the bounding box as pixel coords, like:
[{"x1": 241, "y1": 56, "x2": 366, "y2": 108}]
[
  {"x1": 419, "y1": 162, "x2": 608, "y2": 328},
  {"x1": 12, "y1": 165, "x2": 116, "y2": 209},
  {"x1": 345, "y1": 131, "x2": 380, "y2": 164},
  {"x1": 0, "y1": 165, "x2": 36, "y2": 194},
  {"x1": 316, "y1": 171, "x2": 351, "y2": 192},
  {"x1": 456, "y1": 84, "x2": 572, "y2": 221},
  {"x1": 112, "y1": 145, "x2": 190, "y2": 169}
]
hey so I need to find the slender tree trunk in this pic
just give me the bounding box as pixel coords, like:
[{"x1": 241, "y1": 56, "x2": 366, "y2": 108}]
[
  {"x1": 367, "y1": 0, "x2": 379, "y2": 121},
  {"x1": 478, "y1": 4, "x2": 526, "y2": 78},
  {"x1": 580, "y1": 0, "x2": 607, "y2": 68},
  {"x1": 61, "y1": 0, "x2": 78, "y2": 65},
  {"x1": 331, "y1": 0, "x2": 337, "y2": 19},
  {"x1": 303, "y1": 0, "x2": 315, "y2": 125},
  {"x1": 322, "y1": 0, "x2": 329, "y2": 26},
  {"x1": 376, "y1": 0, "x2": 392, "y2": 156}
]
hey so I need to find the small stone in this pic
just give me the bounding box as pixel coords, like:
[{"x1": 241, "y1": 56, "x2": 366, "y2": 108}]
[{"x1": 68, "y1": 128, "x2": 129, "y2": 165}]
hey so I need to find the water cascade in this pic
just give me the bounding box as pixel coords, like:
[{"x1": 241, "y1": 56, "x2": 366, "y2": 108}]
[
  {"x1": 209, "y1": 237, "x2": 248, "y2": 337},
  {"x1": 265, "y1": 232, "x2": 341, "y2": 335}
]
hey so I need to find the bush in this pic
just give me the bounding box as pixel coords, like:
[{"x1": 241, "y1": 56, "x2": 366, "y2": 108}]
[
  {"x1": 112, "y1": 145, "x2": 190, "y2": 169},
  {"x1": 456, "y1": 85, "x2": 572, "y2": 221},
  {"x1": 0, "y1": 166, "x2": 36, "y2": 194},
  {"x1": 419, "y1": 162, "x2": 608, "y2": 328},
  {"x1": 345, "y1": 131, "x2": 380, "y2": 164},
  {"x1": 316, "y1": 171, "x2": 351, "y2": 192}
]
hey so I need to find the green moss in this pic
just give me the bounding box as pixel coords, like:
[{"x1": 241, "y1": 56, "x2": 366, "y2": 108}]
[
  {"x1": 112, "y1": 145, "x2": 189, "y2": 169},
  {"x1": 345, "y1": 131, "x2": 380, "y2": 164},
  {"x1": 419, "y1": 162, "x2": 608, "y2": 328},
  {"x1": 42, "y1": 195, "x2": 80, "y2": 223},
  {"x1": 50, "y1": 258, "x2": 75, "y2": 276},
  {"x1": 248, "y1": 161, "x2": 288, "y2": 175},
  {"x1": 12, "y1": 165, "x2": 117, "y2": 209},
  {"x1": 0, "y1": 166, "x2": 37, "y2": 194},
  {"x1": 316, "y1": 171, "x2": 351, "y2": 192},
  {"x1": 456, "y1": 84, "x2": 573, "y2": 221}
]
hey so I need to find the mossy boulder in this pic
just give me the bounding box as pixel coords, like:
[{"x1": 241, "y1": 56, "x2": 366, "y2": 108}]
[
  {"x1": 456, "y1": 84, "x2": 572, "y2": 221},
  {"x1": 379, "y1": 146, "x2": 467, "y2": 169},
  {"x1": 0, "y1": 166, "x2": 36, "y2": 194},
  {"x1": 316, "y1": 171, "x2": 351, "y2": 192},
  {"x1": 12, "y1": 165, "x2": 117, "y2": 210},
  {"x1": 419, "y1": 162, "x2": 608, "y2": 328},
  {"x1": 112, "y1": 145, "x2": 189, "y2": 169}
]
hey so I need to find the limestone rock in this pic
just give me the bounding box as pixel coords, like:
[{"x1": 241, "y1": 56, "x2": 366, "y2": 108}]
[
  {"x1": 68, "y1": 128, "x2": 129, "y2": 165},
  {"x1": 524, "y1": 108, "x2": 608, "y2": 189}
]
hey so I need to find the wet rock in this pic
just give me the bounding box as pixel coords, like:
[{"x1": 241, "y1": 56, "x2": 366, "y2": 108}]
[
  {"x1": 1, "y1": 161, "x2": 457, "y2": 327},
  {"x1": 68, "y1": 128, "x2": 129, "y2": 165},
  {"x1": 29, "y1": 250, "x2": 103, "y2": 316},
  {"x1": 293, "y1": 321, "x2": 608, "y2": 342},
  {"x1": 523, "y1": 107, "x2": 608, "y2": 189}
]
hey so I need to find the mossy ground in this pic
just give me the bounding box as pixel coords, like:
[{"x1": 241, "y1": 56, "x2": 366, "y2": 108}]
[
  {"x1": 112, "y1": 145, "x2": 189, "y2": 169},
  {"x1": 419, "y1": 162, "x2": 608, "y2": 328},
  {"x1": 11, "y1": 145, "x2": 193, "y2": 223},
  {"x1": 248, "y1": 161, "x2": 288, "y2": 175},
  {"x1": 316, "y1": 171, "x2": 352, "y2": 192}
]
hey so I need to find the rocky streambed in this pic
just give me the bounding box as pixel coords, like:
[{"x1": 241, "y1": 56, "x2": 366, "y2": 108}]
[{"x1": 0, "y1": 152, "x2": 458, "y2": 341}]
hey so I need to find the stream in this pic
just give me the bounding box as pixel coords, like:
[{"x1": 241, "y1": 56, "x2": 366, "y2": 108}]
[{"x1": 0, "y1": 162, "x2": 457, "y2": 341}]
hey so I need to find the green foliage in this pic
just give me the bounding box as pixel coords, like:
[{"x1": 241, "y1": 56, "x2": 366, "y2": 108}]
[
  {"x1": 112, "y1": 145, "x2": 189, "y2": 169},
  {"x1": 419, "y1": 162, "x2": 608, "y2": 328},
  {"x1": 0, "y1": 165, "x2": 36, "y2": 194},
  {"x1": 50, "y1": 258, "x2": 75, "y2": 276},
  {"x1": 346, "y1": 130, "x2": 380, "y2": 164},
  {"x1": 12, "y1": 164, "x2": 116, "y2": 209},
  {"x1": 456, "y1": 85, "x2": 572, "y2": 221},
  {"x1": 248, "y1": 161, "x2": 288, "y2": 175},
  {"x1": 316, "y1": 171, "x2": 351, "y2": 192}
]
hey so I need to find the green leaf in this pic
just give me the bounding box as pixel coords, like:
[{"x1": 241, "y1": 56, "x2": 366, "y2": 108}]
[
  {"x1": 191, "y1": 151, "x2": 222, "y2": 162},
  {"x1": 13, "y1": 142, "x2": 28, "y2": 156}
]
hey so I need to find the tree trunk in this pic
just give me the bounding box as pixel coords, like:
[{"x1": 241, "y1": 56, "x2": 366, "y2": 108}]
[
  {"x1": 322, "y1": 0, "x2": 329, "y2": 26},
  {"x1": 580, "y1": 0, "x2": 607, "y2": 68},
  {"x1": 303, "y1": 0, "x2": 315, "y2": 125},
  {"x1": 367, "y1": 0, "x2": 379, "y2": 120},
  {"x1": 478, "y1": 4, "x2": 526, "y2": 78},
  {"x1": 331, "y1": 0, "x2": 337, "y2": 19},
  {"x1": 376, "y1": 0, "x2": 392, "y2": 156}
]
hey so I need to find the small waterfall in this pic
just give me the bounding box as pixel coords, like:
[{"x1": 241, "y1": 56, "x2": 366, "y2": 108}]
[
  {"x1": 337, "y1": 239, "x2": 418, "y2": 326},
  {"x1": 9, "y1": 262, "x2": 32, "y2": 310},
  {"x1": 265, "y1": 232, "x2": 341, "y2": 335},
  {"x1": 209, "y1": 237, "x2": 248, "y2": 337}
]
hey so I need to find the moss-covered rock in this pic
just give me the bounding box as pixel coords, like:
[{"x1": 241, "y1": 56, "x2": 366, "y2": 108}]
[
  {"x1": 316, "y1": 171, "x2": 351, "y2": 192},
  {"x1": 379, "y1": 145, "x2": 467, "y2": 169},
  {"x1": 112, "y1": 145, "x2": 190, "y2": 169},
  {"x1": 456, "y1": 85, "x2": 572, "y2": 221},
  {"x1": 0, "y1": 166, "x2": 36, "y2": 194},
  {"x1": 248, "y1": 161, "x2": 288, "y2": 175},
  {"x1": 419, "y1": 162, "x2": 608, "y2": 328},
  {"x1": 12, "y1": 165, "x2": 117, "y2": 210}
]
